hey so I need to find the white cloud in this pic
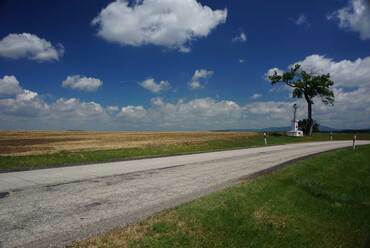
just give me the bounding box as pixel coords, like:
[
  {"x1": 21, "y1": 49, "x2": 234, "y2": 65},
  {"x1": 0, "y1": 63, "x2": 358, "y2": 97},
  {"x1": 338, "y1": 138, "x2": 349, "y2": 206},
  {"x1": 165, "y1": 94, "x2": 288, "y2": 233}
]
[
  {"x1": 329, "y1": 0, "x2": 370, "y2": 40},
  {"x1": 232, "y1": 31, "x2": 247, "y2": 42},
  {"x1": 119, "y1": 105, "x2": 147, "y2": 119},
  {"x1": 294, "y1": 54, "x2": 370, "y2": 88},
  {"x1": 0, "y1": 90, "x2": 49, "y2": 118},
  {"x1": 139, "y1": 78, "x2": 171, "y2": 93},
  {"x1": 189, "y1": 69, "x2": 213, "y2": 89},
  {"x1": 52, "y1": 98, "x2": 105, "y2": 117},
  {"x1": 118, "y1": 97, "x2": 245, "y2": 130},
  {"x1": 62, "y1": 75, "x2": 103, "y2": 92},
  {"x1": 0, "y1": 33, "x2": 64, "y2": 61},
  {"x1": 239, "y1": 58, "x2": 245, "y2": 63},
  {"x1": 106, "y1": 105, "x2": 119, "y2": 114},
  {"x1": 244, "y1": 101, "x2": 292, "y2": 115},
  {"x1": 0, "y1": 76, "x2": 110, "y2": 130},
  {"x1": 265, "y1": 54, "x2": 370, "y2": 129},
  {"x1": 265, "y1": 67, "x2": 284, "y2": 80},
  {"x1": 250, "y1": 93, "x2": 262, "y2": 100},
  {"x1": 1, "y1": 72, "x2": 369, "y2": 130},
  {"x1": 92, "y1": 0, "x2": 227, "y2": 52},
  {"x1": 266, "y1": 55, "x2": 370, "y2": 88},
  {"x1": 313, "y1": 86, "x2": 370, "y2": 128},
  {"x1": 295, "y1": 14, "x2": 309, "y2": 26},
  {"x1": 0, "y1": 75, "x2": 23, "y2": 97}
]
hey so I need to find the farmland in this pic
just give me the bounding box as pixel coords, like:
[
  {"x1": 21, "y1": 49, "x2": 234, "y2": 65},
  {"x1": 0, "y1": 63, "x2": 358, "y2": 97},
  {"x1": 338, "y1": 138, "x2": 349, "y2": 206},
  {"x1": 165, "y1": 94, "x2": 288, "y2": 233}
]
[
  {"x1": 1, "y1": 131, "x2": 369, "y2": 172},
  {"x1": 0, "y1": 131, "x2": 257, "y2": 156}
]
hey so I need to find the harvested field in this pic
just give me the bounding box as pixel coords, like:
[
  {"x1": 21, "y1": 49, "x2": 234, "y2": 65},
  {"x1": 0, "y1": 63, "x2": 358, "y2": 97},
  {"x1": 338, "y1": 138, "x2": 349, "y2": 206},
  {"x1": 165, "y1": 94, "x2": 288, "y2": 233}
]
[{"x1": 0, "y1": 131, "x2": 257, "y2": 156}]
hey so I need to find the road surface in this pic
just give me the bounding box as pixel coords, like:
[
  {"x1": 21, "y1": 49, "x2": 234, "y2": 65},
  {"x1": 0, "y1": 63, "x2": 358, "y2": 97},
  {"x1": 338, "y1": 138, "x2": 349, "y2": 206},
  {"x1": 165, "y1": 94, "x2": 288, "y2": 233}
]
[{"x1": 0, "y1": 141, "x2": 369, "y2": 247}]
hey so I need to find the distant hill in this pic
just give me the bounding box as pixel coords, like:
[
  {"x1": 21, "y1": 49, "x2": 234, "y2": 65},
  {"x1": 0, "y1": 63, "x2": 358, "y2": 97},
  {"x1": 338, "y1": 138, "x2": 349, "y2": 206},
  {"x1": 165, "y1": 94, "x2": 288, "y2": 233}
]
[
  {"x1": 318, "y1": 125, "x2": 339, "y2": 132},
  {"x1": 212, "y1": 125, "x2": 339, "y2": 133}
]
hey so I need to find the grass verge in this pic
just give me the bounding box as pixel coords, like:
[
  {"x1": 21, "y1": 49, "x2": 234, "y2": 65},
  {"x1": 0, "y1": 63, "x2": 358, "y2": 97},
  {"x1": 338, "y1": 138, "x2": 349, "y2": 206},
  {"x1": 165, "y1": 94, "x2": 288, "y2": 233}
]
[
  {"x1": 72, "y1": 145, "x2": 370, "y2": 248},
  {"x1": 1, "y1": 132, "x2": 369, "y2": 172}
]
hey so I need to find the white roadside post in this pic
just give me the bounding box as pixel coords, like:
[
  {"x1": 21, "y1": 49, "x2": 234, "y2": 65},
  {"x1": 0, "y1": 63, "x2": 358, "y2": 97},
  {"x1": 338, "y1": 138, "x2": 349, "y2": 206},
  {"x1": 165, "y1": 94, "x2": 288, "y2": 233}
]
[
  {"x1": 330, "y1": 131, "x2": 333, "y2": 141},
  {"x1": 264, "y1": 132, "x2": 267, "y2": 145},
  {"x1": 353, "y1": 135, "x2": 356, "y2": 150}
]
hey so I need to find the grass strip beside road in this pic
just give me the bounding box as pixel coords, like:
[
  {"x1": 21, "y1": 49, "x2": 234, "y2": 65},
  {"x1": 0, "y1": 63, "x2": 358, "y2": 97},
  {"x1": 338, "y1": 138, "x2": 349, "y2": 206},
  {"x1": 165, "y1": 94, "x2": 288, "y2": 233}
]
[
  {"x1": 1, "y1": 132, "x2": 369, "y2": 172},
  {"x1": 72, "y1": 145, "x2": 370, "y2": 248}
]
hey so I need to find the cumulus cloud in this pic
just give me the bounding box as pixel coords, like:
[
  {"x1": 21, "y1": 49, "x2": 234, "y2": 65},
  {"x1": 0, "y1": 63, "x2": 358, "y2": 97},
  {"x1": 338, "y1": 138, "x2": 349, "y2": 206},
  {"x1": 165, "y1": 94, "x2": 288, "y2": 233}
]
[
  {"x1": 139, "y1": 78, "x2": 171, "y2": 93},
  {"x1": 0, "y1": 77, "x2": 291, "y2": 130},
  {"x1": 244, "y1": 101, "x2": 292, "y2": 115},
  {"x1": 118, "y1": 97, "x2": 245, "y2": 129},
  {"x1": 0, "y1": 75, "x2": 23, "y2": 97},
  {"x1": 51, "y1": 98, "x2": 105, "y2": 118},
  {"x1": 266, "y1": 55, "x2": 370, "y2": 88},
  {"x1": 328, "y1": 0, "x2": 370, "y2": 40},
  {"x1": 232, "y1": 31, "x2": 247, "y2": 42},
  {"x1": 189, "y1": 69, "x2": 213, "y2": 89},
  {"x1": 265, "y1": 54, "x2": 370, "y2": 129},
  {"x1": 92, "y1": 0, "x2": 227, "y2": 52},
  {"x1": 313, "y1": 86, "x2": 370, "y2": 128},
  {"x1": 1, "y1": 71, "x2": 369, "y2": 130},
  {"x1": 0, "y1": 77, "x2": 110, "y2": 130},
  {"x1": 62, "y1": 75, "x2": 103, "y2": 92},
  {"x1": 119, "y1": 105, "x2": 147, "y2": 119},
  {"x1": 0, "y1": 33, "x2": 64, "y2": 61},
  {"x1": 294, "y1": 54, "x2": 370, "y2": 88},
  {"x1": 106, "y1": 105, "x2": 119, "y2": 114},
  {"x1": 1, "y1": 90, "x2": 47, "y2": 117}
]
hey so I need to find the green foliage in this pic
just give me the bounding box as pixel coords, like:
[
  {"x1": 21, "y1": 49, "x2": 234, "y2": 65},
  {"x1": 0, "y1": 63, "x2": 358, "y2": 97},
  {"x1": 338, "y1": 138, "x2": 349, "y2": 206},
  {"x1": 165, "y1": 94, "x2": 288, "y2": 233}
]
[
  {"x1": 298, "y1": 119, "x2": 320, "y2": 134},
  {"x1": 268, "y1": 64, "x2": 335, "y2": 105}
]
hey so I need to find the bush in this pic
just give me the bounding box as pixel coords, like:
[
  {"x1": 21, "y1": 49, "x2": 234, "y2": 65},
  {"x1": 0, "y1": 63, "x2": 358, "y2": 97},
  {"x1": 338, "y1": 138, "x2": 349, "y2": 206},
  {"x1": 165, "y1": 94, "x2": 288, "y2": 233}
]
[{"x1": 298, "y1": 119, "x2": 320, "y2": 135}]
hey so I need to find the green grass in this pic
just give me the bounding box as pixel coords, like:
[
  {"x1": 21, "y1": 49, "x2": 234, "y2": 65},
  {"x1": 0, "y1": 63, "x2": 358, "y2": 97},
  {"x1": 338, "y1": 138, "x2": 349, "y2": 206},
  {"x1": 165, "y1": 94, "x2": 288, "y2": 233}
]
[
  {"x1": 1, "y1": 132, "x2": 369, "y2": 172},
  {"x1": 72, "y1": 145, "x2": 370, "y2": 248}
]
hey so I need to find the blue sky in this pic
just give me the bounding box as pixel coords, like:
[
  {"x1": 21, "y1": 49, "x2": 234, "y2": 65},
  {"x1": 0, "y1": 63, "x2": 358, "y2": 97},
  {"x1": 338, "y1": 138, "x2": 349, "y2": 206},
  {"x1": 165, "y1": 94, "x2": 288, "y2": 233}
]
[{"x1": 0, "y1": 0, "x2": 369, "y2": 130}]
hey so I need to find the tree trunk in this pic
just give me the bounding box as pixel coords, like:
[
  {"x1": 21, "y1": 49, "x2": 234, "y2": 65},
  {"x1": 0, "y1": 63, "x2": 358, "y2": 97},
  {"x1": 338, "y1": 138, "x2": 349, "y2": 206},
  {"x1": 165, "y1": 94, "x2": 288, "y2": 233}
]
[
  {"x1": 307, "y1": 102, "x2": 313, "y2": 136},
  {"x1": 304, "y1": 92, "x2": 314, "y2": 136}
]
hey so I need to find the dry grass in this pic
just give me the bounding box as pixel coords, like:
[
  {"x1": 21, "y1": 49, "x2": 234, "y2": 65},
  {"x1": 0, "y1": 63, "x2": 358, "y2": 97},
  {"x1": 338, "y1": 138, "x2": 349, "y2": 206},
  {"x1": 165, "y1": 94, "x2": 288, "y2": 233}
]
[
  {"x1": 72, "y1": 210, "x2": 198, "y2": 248},
  {"x1": 0, "y1": 131, "x2": 257, "y2": 156}
]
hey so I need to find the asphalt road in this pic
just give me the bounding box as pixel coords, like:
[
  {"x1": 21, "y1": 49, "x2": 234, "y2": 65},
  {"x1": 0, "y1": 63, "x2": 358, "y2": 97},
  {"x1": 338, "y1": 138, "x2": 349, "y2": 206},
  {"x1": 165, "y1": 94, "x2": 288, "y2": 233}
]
[{"x1": 0, "y1": 141, "x2": 369, "y2": 248}]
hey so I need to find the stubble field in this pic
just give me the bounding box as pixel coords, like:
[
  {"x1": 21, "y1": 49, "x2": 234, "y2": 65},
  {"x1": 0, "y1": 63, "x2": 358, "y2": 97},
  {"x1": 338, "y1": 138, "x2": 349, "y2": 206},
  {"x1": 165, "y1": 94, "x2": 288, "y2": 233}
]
[
  {"x1": 1, "y1": 131, "x2": 369, "y2": 172},
  {"x1": 0, "y1": 131, "x2": 257, "y2": 156}
]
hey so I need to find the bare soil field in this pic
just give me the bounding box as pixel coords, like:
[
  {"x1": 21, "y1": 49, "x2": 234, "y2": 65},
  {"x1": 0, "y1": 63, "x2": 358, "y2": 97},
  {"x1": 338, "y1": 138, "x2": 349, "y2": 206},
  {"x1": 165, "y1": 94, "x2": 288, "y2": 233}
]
[{"x1": 0, "y1": 131, "x2": 257, "y2": 156}]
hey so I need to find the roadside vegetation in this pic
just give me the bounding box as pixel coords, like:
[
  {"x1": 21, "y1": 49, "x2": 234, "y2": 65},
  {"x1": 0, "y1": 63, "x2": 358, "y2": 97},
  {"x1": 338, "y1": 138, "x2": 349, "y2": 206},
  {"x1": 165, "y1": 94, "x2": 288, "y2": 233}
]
[
  {"x1": 72, "y1": 145, "x2": 370, "y2": 248},
  {"x1": 0, "y1": 132, "x2": 369, "y2": 172}
]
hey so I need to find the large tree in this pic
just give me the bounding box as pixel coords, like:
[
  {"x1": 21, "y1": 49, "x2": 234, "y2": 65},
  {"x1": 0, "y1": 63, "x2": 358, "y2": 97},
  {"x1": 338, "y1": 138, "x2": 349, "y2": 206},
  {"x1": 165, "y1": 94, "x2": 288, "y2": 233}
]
[{"x1": 268, "y1": 64, "x2": 335, "y2": 136}]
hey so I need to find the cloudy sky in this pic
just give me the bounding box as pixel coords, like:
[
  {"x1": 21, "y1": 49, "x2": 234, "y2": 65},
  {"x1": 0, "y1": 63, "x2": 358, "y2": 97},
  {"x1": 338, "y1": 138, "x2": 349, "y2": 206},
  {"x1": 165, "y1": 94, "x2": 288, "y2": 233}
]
[{"x1": 0, "y1": 0, "x2": 369, "y2": 130}]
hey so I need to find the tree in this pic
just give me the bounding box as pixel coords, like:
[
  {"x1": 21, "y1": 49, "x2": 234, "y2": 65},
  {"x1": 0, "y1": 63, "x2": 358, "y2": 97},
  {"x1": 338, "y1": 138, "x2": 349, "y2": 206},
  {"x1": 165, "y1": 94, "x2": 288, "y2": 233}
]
[
  {"x1": 298, "y1": 119, "x2": 319, "y2": 135},
  {"x1": 268, "y1": 64, "x2": 335, "y2": 136}
]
